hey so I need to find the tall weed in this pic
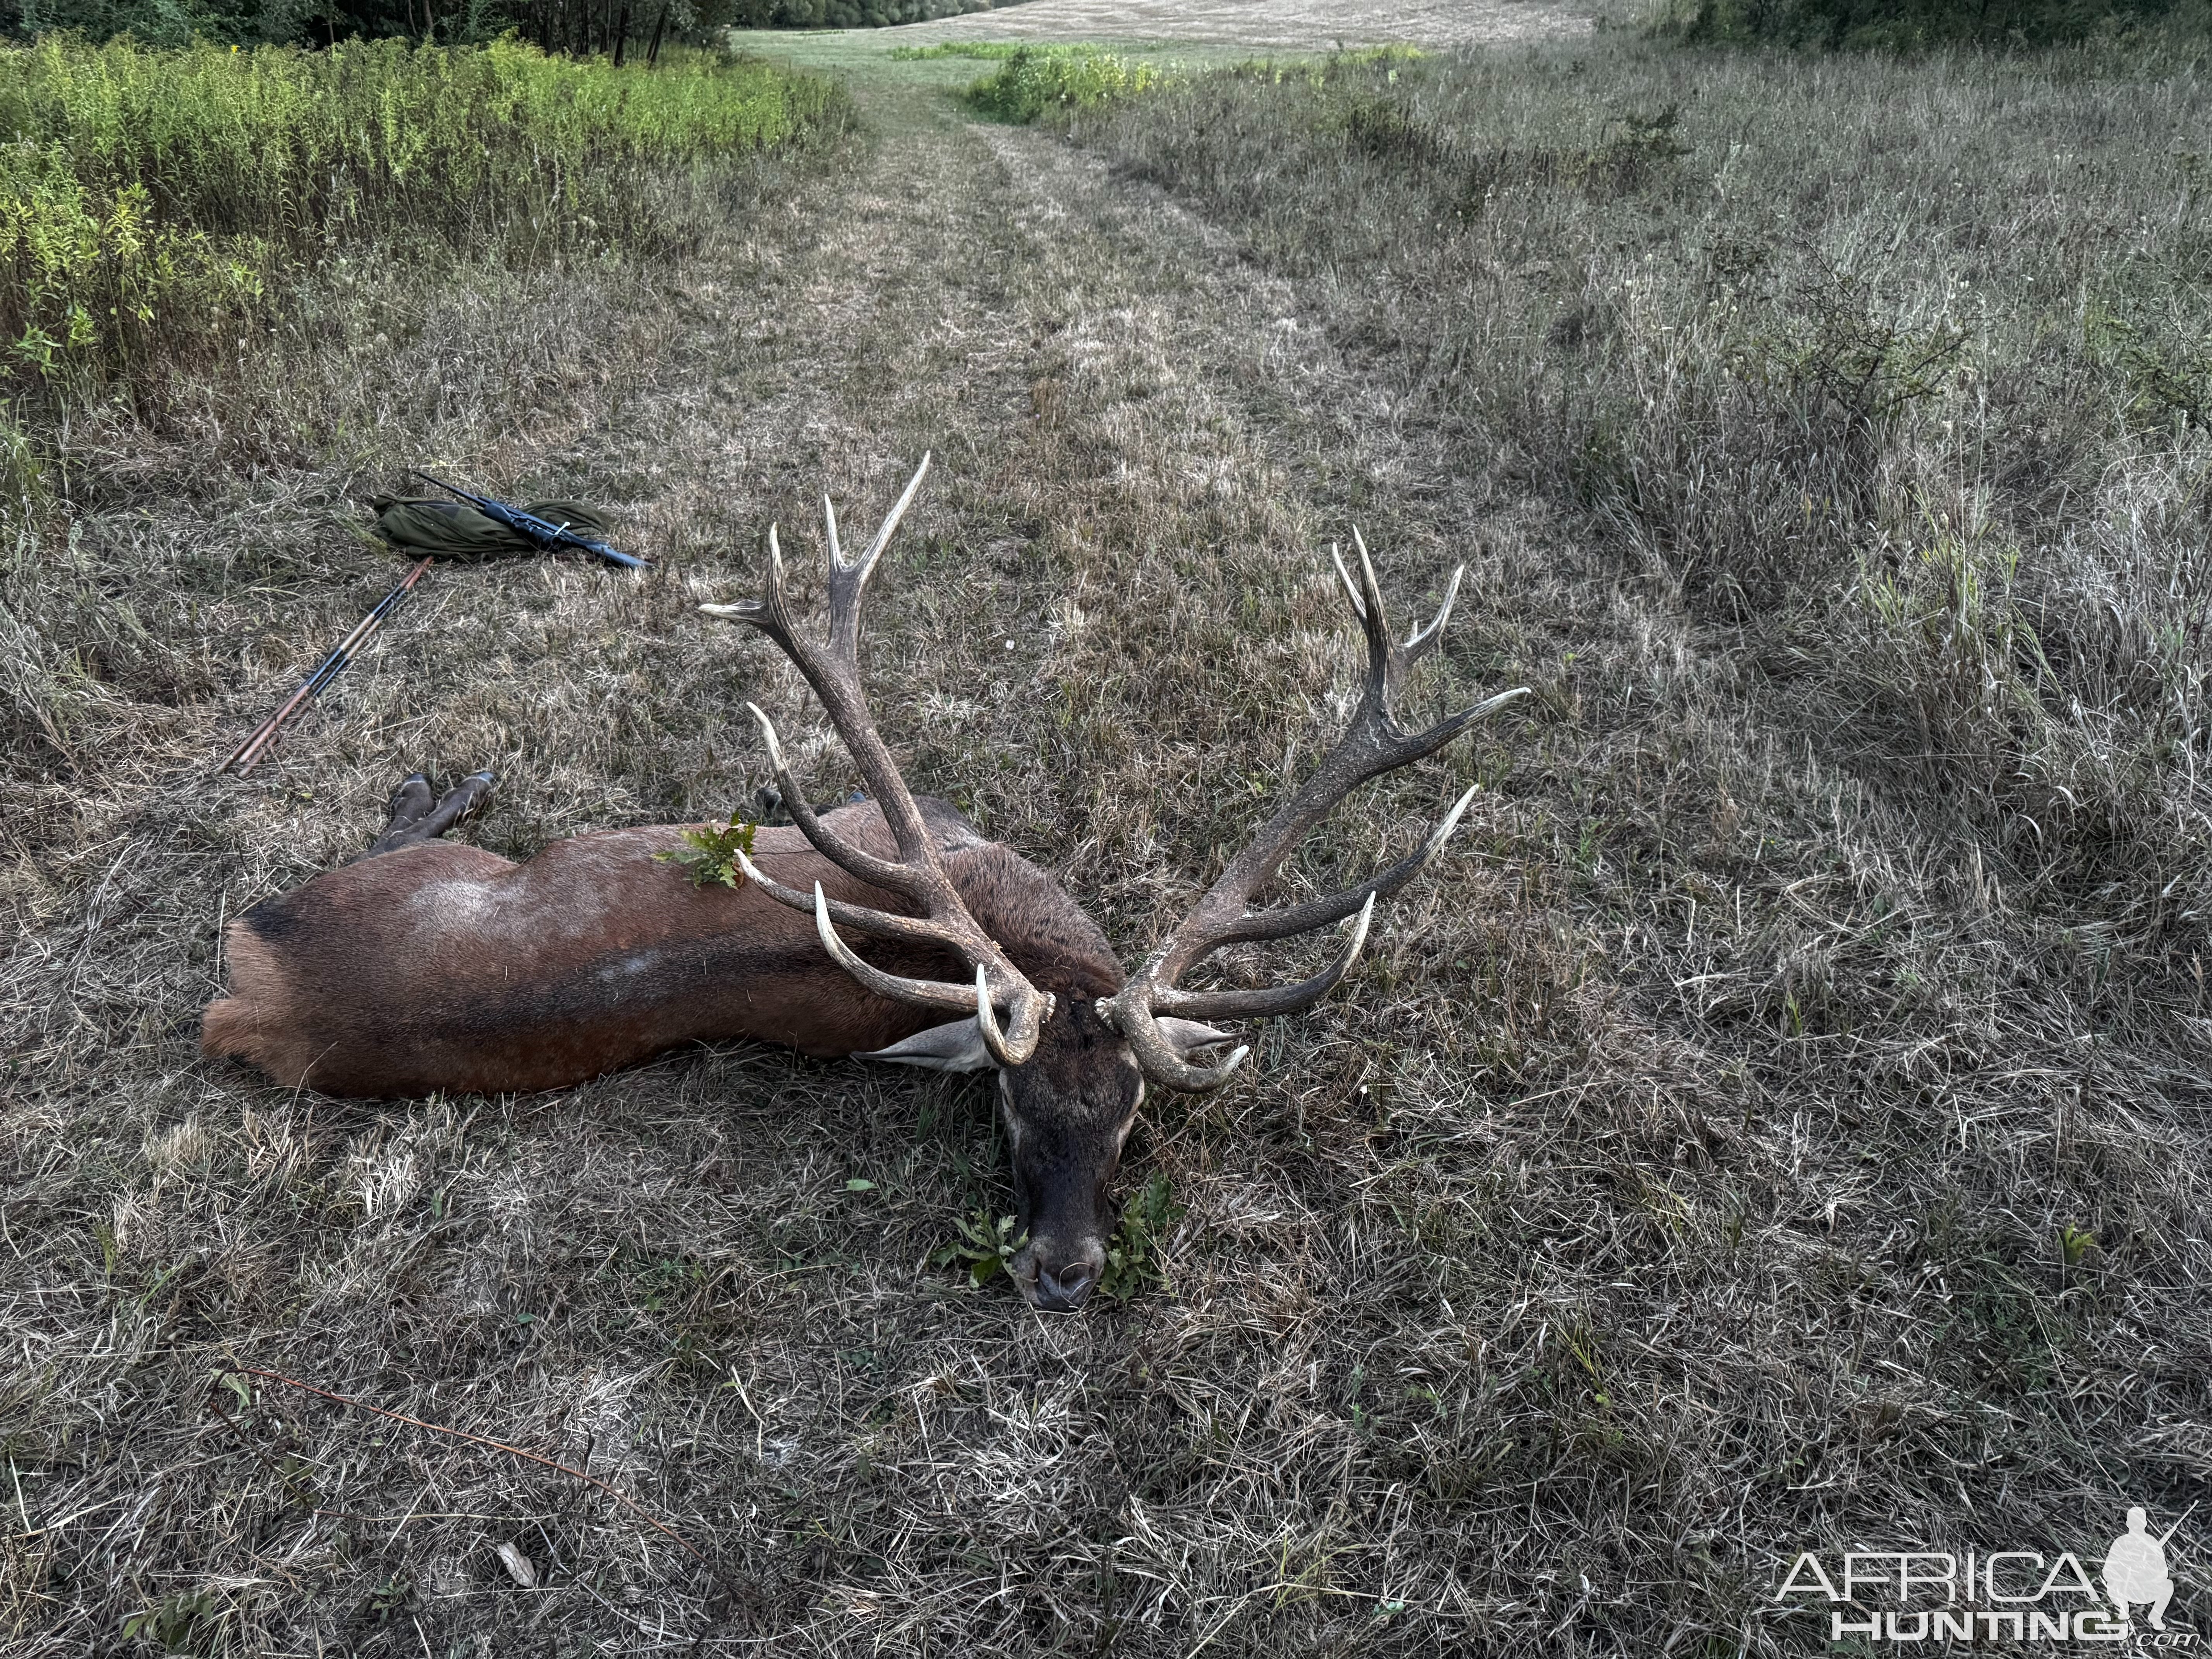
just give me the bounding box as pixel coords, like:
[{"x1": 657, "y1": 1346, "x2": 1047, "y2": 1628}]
[{"x1": 964, "y1": 46, "x2": 1168, "y2": 124}]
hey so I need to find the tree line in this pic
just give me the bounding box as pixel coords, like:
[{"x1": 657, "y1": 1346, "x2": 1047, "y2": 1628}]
[{"x1": 10, "y1": 0, "x2": 1010, "y2": 50}]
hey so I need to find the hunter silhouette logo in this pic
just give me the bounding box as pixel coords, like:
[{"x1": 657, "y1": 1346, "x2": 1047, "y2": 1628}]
[
  {"x1": 1776, "y1": 1501, "x2": 2196, "y2": 1646},
  {"x1": 2106, "y1": 1506, "x2": 2185, "y2": 1633}
]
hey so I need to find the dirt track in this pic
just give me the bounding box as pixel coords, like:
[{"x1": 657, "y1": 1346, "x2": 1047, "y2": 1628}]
[{"x1": 7, "y1": 38, "x2": 1593, "y2": 1658}]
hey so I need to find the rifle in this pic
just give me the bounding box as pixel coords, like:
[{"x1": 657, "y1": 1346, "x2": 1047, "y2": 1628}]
[
  {"x1": 222, "y1": 557, "x2": 434, "y2": 774},
  {"x1": 2157, "y1": 1501, "x2": 2198, "y2": 1547},
  {"x1": 410, "y1": 470, "x2": 650, "y2": 570}
]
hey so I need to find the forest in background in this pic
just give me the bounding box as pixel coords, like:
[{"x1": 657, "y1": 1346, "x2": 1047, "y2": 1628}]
[{"x1": 10, "y1": 0, "x2": 1027, "y2": 56}]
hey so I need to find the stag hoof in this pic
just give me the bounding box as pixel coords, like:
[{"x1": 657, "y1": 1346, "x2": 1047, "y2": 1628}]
[
  {"x1": 419, "y1": 770, "x2": 497, "y2": 839},
  {"x1": 362, "y1": 769, "x2": 497, "y2": 859},
  {"x1": 383, "y1": 772, "x2": 434, "y2": 835}
]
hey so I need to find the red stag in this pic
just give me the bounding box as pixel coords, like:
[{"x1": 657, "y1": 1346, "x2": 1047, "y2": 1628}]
[{"x1": 203, "y1": 460, "x2": 1526, "y2": 1310}]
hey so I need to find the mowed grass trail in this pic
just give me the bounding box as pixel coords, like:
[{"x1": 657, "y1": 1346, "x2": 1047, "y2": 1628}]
[{"x1": 5, "y1": 17, "x2": 2207, "y2": 1659}]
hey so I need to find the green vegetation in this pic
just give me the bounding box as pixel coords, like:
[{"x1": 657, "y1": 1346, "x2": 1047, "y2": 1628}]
[
  {"x1": 9, "y1": 0, "x2": 993, "y2": 52},
  {"x1": 1650, "y1": 0, "x2": 2212, "y2": 48},
  {"x1": 964, "y1": 45, "x2": 1170, "y2": 123},
  {"x1": 656, "y1": 808, "x2": 760, "y2": 887},
  {"x1": 120, "y1": 1590, "x2": 228, "y2": 1653},
  {"x1": 932, "y1": 1205, "x2": 1026, "y2": 1286},
  {"x1": 0, "y1": 36, "x2": 844, "y2": 395},
  {"x1": 1097, "y1": 1173, "x2": 1185, "y2": 1302},
  {"x1": 888, "y1": 39, "x2": 1032, "y2": 59}
]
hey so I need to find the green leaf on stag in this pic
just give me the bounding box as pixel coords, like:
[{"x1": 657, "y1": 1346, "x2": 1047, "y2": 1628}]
[{"x1": 656, "y1": 810, "x2": 758, "y2": 890}]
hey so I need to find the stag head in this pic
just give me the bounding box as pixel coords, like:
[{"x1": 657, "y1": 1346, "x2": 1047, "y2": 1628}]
[{"x1": 704, "y1": 458, "x2": 1525, "y2": 1311}]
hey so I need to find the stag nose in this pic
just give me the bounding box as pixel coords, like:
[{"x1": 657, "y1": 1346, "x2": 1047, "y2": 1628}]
[{"x1": 1032, "y1": 1258, "x2": 1099, "y2": 1313}]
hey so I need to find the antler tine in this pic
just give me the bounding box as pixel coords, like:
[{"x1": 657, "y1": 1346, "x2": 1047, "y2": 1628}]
[
  {"x1": 1152, "y1": 893, "x2": 1376, "y2": 1023},
  {"x1": 741, "y1": 703, "x2": 922, "y2": 899},
  {"x1": 827, "y1": 453, "x2": 931, "y2": 669},
  {"x1": 1333, "y1": 534, "x2": 1396, "y2": 718},
  {"x1": 1212, "y1": 775, "x2": 1483, "y2": 945},
  {"x1": 1100, "y1": 542, "x2": 1528, "y2": 1091},
  {"x1": 1116, "y1": 984, "x2": 1253, "y2": 1093},
  {"x1": 731, "y1": 846, "x2": 953, "y2": 946},
  {"x1": 1330, "y1": 529, "x2": 1465, "y2": 698},
  {"x1": 807, "y1": 883, "x2": 978, "y2": 1016},
  {"x1": 699, "y1": 460, "x2": 1049, "y2": 1064}
]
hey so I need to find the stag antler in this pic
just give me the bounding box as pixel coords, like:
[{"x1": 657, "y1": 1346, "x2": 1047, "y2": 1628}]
[
  {"x1": 700, "y1": 455, "x2": 1052, "y2": 1066},
  {"x1": 1097, "y1": 529, "x2": 1527, "y2": 1091}
]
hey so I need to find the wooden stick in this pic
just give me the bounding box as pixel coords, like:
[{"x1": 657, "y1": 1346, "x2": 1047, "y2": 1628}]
[{"x1": 222, "y1": 558, "x2": 432, "y2": 774}]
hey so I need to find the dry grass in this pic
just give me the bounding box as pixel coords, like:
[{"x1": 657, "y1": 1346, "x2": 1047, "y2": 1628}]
[{"x1": 5, "y1": 21, "x2": 2210, "y2": 1659}]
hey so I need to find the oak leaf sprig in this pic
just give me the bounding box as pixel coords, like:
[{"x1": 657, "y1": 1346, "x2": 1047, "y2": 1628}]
[{"x1": 656, "y1": 810, "x2": 758, "y2": 890}]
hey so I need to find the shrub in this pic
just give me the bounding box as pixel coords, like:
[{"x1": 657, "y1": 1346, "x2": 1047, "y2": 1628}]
[{"x1": 963, "y1": 46, "x2": 1166, "y2": 124}]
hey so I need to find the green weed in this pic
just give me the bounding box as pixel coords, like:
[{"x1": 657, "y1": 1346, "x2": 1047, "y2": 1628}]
[
  {"x1": 360, "y1": 1570, "x2": 419, "y2": 1627},
  {"x1": 931, "y1": 1204, "x2": 1024, "y2": 1287},
  {"x1": 964, "y1": 46, "x2": 1168, "y2": 125},
  {"x1": 2059, "y1": 1223, "x2": 2098, "y2": 1269},
  {"x1": 121, "y1": 1590, "x2": 226, "y2": 1654},
  {"x1": 888, "y1": 40, "x2": 1030, "y2": 60},
  {"x1": 2087, "y1": 296, "x2": 2212, "y2": 431},
  {"x1": 1097, "y1": 1173, "x2": 1185, "y2": 1302}
]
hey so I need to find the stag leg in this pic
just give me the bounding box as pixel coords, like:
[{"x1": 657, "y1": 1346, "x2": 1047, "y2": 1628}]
[{"x1": 362, "y1": 769, "x2": 497, "y2": 858}]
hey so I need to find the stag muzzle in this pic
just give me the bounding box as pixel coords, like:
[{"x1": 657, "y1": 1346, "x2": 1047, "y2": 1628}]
[{"x1": 1013, "y1": 1239, "x2": 1107, "y2": 1314}]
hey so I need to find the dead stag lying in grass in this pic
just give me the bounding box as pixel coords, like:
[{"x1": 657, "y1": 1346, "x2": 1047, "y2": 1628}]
[{"x1": 201, "y1": 459, "x2": 1527, "y2": 1310}]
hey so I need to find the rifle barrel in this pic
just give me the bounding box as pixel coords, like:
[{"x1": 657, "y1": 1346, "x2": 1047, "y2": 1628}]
[{"x1": 409, "y1": 469, "x2": 649, "y2": 569}]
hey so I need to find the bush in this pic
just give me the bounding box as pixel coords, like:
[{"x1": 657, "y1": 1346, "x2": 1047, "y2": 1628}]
[
  {"x1": 0, "y1": 36, "x2": 847, "y2": 395},
  {"x1": 963, "y1": 46, "x2": 1166, "y2": 124}
]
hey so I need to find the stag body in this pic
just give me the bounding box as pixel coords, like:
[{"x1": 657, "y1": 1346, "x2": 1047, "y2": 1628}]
[
  {"x1": 204, "y1": 457, "x2": 1525, "y2": 1310},
  {"x1": 203, "y1": 800, "x2": 1118, "y2": 1098}
]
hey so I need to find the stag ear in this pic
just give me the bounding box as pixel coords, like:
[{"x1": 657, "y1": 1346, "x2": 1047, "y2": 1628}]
[
  {"x1": 859, "y1": 1018, "x2": 996, "y2": 1073},
  {"x1": 1155, "y1": 1018, "x2": 1239, "y2": 1056}
]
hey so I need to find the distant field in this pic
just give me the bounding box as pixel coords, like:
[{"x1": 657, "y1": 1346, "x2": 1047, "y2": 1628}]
[{"x1": 833, "y1": 0, "x2": 1597, "y2": 50}]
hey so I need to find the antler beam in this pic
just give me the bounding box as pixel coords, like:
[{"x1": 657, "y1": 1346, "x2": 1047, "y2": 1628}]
[
  {"x1": 701, "y1": 456, "x2": 1051, "y2": 1066},
  {"x1": 1098, "y1": 534, "x2": 1527, "y2": 1091}
]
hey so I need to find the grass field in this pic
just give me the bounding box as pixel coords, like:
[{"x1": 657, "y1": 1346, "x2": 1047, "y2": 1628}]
[{"x1": 6, "y1": 4, "x2": 2211, "y2": 1655}]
